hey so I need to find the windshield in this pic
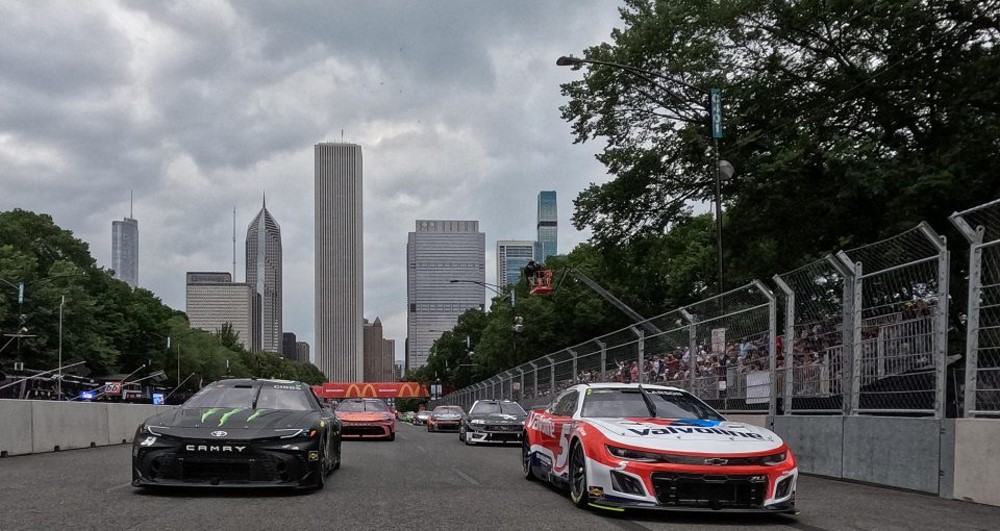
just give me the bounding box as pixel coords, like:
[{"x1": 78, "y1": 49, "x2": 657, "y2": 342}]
[
  {"x1": 183, "y1": 383, "x2": 313, "y2": 411},
  {"x1": 433, "y1": 406, "x2": 463, "y2": 415},
  {"x1": 581, "y1": 388, "x2": 725, "y2": 421},
  {"x1": 471, "y1": 402, "x2": 526, "y2": 416},
  {"x1": 336, "y1": 400, "x2": 388, "y2": 412}
]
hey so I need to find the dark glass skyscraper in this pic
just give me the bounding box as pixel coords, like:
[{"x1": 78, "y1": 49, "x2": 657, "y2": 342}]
[{"x1": 536, "y1": 190, "x2": 557, "y2": 262}]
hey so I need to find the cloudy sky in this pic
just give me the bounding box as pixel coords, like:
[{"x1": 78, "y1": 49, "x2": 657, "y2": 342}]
[{"x1": 0, "y1": 1, "x2": 623, "y2": 363}]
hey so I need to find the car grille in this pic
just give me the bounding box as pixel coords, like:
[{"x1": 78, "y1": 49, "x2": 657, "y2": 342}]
[
  {"x1": 484, "y1": 424, "x2": 521, "y2": 432},
  {"x1": 651, "y1": 473, "x2": 767, "y2": 509},
  {"x1": 149, "y1": 452, "x2": 295, "y2": 483},
  {"x1": 343, "y1": 425, "x2": 387, "y2": 436}
]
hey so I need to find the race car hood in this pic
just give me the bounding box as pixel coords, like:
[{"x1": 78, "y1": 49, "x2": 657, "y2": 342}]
[
  {"x1": 467, "y1": 413, "x2": 525, "y2": 424},
  {"x1": 337, "y1": 411, "x2": 392, "y2": 422},
  {"x1": 144, "y1": 407, "x2": 317, "y2": 439},
  {"x1": 583, "y1": 417, "x2": 784, "y2": 454}
]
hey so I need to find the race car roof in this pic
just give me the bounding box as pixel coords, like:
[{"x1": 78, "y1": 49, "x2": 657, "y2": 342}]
[{"x1": 568, "y1": 382, "x2": 688, "y2": 392}]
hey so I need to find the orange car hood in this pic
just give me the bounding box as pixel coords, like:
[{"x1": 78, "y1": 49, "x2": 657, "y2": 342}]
[{"x1": 337, "y1": 411, "x2": 391, "y2": 422}]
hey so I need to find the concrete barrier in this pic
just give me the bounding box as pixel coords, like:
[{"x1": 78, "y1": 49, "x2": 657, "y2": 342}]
[
  {"x1": 952, "y1": 418, "x2": 1000, "y2": 506},
  {"x1": 842, "y1": 416, "x2": 941, "y2": 494},
  {"x1": 773, "y1": 415, "x2": 844, "y2": 478},
  {"x1": 726, "y1": 414, "x2": 769, "y2": 428},
  {"x1": 107, "y1": 404, "x2": 158, "y2": 445},
  {"x1": 31, "y1": 400, "x2": 108, "y2": 453},
  {"x1": 0, "y1": 400, "x2": 33, "y2": 456}
]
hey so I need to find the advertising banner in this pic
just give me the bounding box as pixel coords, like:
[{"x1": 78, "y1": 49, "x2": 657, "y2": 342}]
[{"x1": 312, "y1": 382, "x2": 430, "y2": 399}]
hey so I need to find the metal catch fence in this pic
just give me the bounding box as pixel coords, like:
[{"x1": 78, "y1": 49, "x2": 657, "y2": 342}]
[
  {"x1": 436, "y1": 221, "x2": 953, "y2": 420},
  {"x1": 952, "y1": 199, "x2": 1000, "y2": 417}
]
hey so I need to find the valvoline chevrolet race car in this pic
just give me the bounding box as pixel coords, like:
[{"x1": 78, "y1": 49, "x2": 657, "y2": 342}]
[{"x1": 522, "y1": 383, "x2": 797, "y2": 513}]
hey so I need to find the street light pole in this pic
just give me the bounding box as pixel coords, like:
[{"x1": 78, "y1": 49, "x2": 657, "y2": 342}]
[
  {"x1": 58, "y1": 295, "x2": 65, "y2": 399},
  {"x1": 557, "y1": 55, "x2": 730, "y2": 294}
]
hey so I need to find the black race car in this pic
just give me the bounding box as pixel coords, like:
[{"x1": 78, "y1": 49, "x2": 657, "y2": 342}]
[
  {"x1": 132, "y1": 378, "x2": 341, "y2": 489},
  {"x1": 459, "y1": 399, "x2": 526, "y2": 445}
]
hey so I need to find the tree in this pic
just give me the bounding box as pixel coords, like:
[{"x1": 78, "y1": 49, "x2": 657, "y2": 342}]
[{"x1": 561, "y1": 0, "x2": 1000, "y2": 286}]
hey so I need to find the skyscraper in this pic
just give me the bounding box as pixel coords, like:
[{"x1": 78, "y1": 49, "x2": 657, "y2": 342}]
[
  {"x1": 406, "y1": 220, "x2": 485, "y2": 371},
  {"x1": 246, "y1": 196, "x2": 282, "y2": 353},
  {"x1": 282, "y1": 332, "x2": 297, "y2": 360},
  {"x1": 111, "y1": 197, "x2": 138, "y2": 288},
  {"x1": 185, "y1": 272, "x2": 254, "y2": 349},
  {"x1": 497, "y1": 240, "x2": 536, "y2": 289},
  {"x1": 536, "y1": 190, "x2": 558, "y2": 262},
  {"x1": 363, "y1": 318, "x2": 395, "y2": 382},
  {"x1": 315, "y1": 143, "x2": 364, "y2": 382}
]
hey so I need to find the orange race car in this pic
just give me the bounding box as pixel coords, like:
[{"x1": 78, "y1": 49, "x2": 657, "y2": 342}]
[{"x1": 335, "y1": 398, "x2": 396, "y2": 441}]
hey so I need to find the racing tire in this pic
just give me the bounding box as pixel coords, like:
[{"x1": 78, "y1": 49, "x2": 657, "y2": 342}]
[
  {"x1": 332, "y1": 440, "x2": 341, "y2": 471},
  {"x1": 388, "y1": 432, "x2": 395, "y2": 441},
  {"x1": 568, "y1": 442, "x2": 590, "y2": 509},
  {"x1": 314, "y1": 446, "x2": 327, "y2": 490},
  {"x1": 521, "y1": 435, "x2": 537, "y2": 482},
  {"x1": 459, "y1": 426, "x2": 466, "y2": 442}
]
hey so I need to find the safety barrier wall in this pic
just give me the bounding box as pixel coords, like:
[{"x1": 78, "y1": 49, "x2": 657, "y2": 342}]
[
  {"x1": 952, "y1": 418, "x2": 1000, "y2": 506},
  {"x1": 0, "y1": 399, "x2": 171, "y2": 457}
]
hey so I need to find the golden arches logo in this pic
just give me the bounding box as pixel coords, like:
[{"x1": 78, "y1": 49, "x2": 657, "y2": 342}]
[
  {"x1": 345, "y1": 383, "x2": 379, "y2": 398},
  {"x1": 398, "y1": 382, "x2": 422, "y2": 397}
]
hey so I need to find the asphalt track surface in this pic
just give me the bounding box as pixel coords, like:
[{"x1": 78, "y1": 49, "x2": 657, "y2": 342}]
[{"x1": 1, "y1": 422, "x2": 998, "y2": 531}]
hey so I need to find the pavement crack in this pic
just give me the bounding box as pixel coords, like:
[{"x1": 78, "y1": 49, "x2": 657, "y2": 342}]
[{"x1": 452, "y1": 468, "x2": 480, "y2": 486}]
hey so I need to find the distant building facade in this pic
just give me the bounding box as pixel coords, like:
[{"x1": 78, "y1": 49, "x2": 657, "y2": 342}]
[
  {"x1": 112, "y1": 216, "x2": 139, "y2": 288},
  {"x1": 295, "y1": 341, "x2": 311, "y2": 365},
  {"x1": 185, "y1": 272, "x2": 253, "y2": 349},
  {"x1": 315, "y1": 143, "x2": 364, "y2": 382},
  {"x1": 363, "y1": 318, "x2": 396, "y2": 382},
  {"x1": 496, "y1": 240, "x2": 536, "y2": 289},
  {"x1": 282, "y1": 332, "x2": 297, "y2": 360},
  {"x1": 536, "y1": 191, "x2": 557, "y2": 262},
  {"x1": 406, "y1": 220, "x2": 485, "y2": 371},
  {"x1": 246, "y1": 198, "x2": 282, "y2": 353}
]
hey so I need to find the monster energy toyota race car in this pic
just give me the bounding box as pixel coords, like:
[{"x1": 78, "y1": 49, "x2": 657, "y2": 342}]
[{"x1": 132, "y1": 378, "x2": 341, "y2": 489}]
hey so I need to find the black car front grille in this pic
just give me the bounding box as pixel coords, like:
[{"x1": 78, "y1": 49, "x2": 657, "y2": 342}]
[
  {"x1": 146, "y1": 449, "x2": 304, "y2": 483},
  {"x1": 651, "y1": 473, "x2": 767, "y2": 509},
  {"x1": 484, "y1": 424, "x2": 521, "y2": 432}
]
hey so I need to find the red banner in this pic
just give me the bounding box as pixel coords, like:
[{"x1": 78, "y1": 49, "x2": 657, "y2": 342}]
[{"x1": 312, "y1": 382, "x2": 429, "y2": 399}]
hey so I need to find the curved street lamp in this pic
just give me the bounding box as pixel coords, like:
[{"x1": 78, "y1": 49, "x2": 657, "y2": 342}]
[{"x1": 557, "y1": 55, "x2": 730, "y2": 295}]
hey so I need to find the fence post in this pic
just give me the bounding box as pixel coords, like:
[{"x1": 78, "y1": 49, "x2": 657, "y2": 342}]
[
  {"x1": 681, "y1": 309, "x2": 697, "y2": 394},
  {"x1": 529, "y1": 362, "x2": 538, "y2": 400},
  {"x1": 835, "y1": 251, "x2": 863, "y2": 415},
  {"x1": 597, "y1": 340, "x2": 607, "y2": 382},
  {"x1": 773, "y1": 275, "x2": 795, "y2": 416},
  {"x1": 917, "y1": 222, "x2": 951, "y2": 419},
  {"x1": 631, "y1": 327, "x2": 645, "y2": 384},
  {"x1": 752, "y1": 280, "x2": 779, "y2": 419},
  {"x1": 951, "y1": 213, "x2": 985, "y2": 417},
  {"x1": 569, "y1": 348, "x2": 578, "y2": 384},
  {"x1": 546, "y1": 355, "x2": 556, "y2": 396}
]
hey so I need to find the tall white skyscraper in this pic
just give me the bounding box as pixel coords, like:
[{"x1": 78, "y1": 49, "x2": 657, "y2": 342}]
[
  {"x1": 497, "y1": 240, "x2": 536, "y2": 289},
  {"x1": 111, "y1": 196, "x2": 138, "y2": 288},
  {"x1": 406, "y1": 220, "x2": 485, "y2": 371},
  {"x1": 246, "y1": 196, "x2": 282, "y2": 353},
  {"x1": 315, "y1": 143, "x2": 364, "y2": 382}
]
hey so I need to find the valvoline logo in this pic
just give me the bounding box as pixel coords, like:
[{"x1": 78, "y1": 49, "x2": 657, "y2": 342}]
[{"x1": 623, "y1": 418, "x2": 721, "y2": 428}]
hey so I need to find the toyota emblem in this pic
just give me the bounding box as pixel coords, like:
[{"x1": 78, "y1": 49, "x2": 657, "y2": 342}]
[
  {"x1": 704, "y1": 458, "x2": 728, "y2": 465},
  {"x1": 211, "y1": 431, "x2": 227, "y2": 437}
]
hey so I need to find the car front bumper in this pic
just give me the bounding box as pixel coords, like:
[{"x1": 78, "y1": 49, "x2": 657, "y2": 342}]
[
  {"x1": 132, "y1": 440, "x2": 323, "y2": 488},
  {"x1": 340, "y1": 421, "x2": 394, "y2": 439},
  {"x1": 466, "y1": 425, "x2": 523, "y2": 443}
]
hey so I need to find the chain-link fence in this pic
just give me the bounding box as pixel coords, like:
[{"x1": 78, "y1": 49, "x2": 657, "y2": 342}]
[
  {"x1": 952, "y1": 199, "x2": 1000, "y2": 417},
  {"x1": 436, "y1": 222, "x2": 951, "y2": 419}
]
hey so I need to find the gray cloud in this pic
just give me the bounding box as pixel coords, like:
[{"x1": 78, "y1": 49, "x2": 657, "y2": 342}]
[{"x1": 0, "y1": 0, "x2": 622, "y2": 363}]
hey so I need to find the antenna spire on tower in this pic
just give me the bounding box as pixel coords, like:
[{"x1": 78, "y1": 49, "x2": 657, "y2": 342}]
[
  {"x1": 129, "y1": 189, "x2": 134, "y2": 219},
  {"x1": 262, "y1": 191, "x2": 266, "y2": 209}
]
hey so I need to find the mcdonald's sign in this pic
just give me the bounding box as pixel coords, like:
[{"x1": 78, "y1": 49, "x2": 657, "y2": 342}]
[{"x1": 312, "y1": 382, "x2": 429, "y2": 399}]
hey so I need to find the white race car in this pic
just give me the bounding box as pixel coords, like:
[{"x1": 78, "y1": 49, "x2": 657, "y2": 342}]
[{"x1": 522, "y1": 383, "x2": 797, "y2": 512}]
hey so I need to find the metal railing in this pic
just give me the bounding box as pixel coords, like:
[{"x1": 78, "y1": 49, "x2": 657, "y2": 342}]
[{"x1": 952, "y1": 199, "x2": 1000, "y2": 417}]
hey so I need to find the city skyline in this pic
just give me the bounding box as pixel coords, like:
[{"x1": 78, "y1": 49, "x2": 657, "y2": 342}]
[
  {"x1": 315, "y1": 143, "x2": 364, "y2": 381},
  {"x1": 0, "y1": 2, "x2": 615, "y2": 364}
]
